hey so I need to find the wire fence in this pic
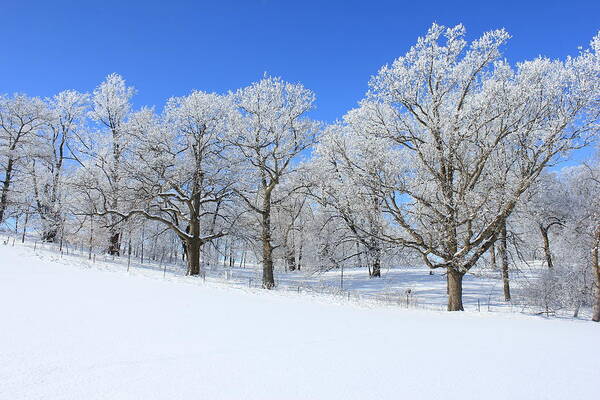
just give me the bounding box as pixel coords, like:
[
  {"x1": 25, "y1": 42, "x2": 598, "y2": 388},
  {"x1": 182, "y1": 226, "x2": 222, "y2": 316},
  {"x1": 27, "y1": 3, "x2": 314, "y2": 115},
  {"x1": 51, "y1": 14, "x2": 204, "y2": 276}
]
[{"x1": 1, "y1": 232, "x2": 590, "y2": 319}]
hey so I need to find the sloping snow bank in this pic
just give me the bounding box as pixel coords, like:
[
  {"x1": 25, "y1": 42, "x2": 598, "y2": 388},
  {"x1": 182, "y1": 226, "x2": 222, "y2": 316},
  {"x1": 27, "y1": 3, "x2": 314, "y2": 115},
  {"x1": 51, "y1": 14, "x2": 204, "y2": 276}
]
[{"x1": 1, "y1": 244, "x2": 597, "y2": 400}]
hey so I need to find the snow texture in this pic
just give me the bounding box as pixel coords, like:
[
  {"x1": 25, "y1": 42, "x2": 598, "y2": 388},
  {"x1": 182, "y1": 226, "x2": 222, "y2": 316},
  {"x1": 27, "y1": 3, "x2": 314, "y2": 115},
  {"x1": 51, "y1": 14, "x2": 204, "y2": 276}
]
[{"x1": 1, "y1": 244, "x2": 598, "y2": 400}]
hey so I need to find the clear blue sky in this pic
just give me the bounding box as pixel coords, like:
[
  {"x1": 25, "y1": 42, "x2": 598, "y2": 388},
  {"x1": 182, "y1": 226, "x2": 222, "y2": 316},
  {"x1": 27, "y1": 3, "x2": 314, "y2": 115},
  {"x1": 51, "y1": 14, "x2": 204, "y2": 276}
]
[{"x1": 1, "y1": 0, "x2": 599, "y2": 123}]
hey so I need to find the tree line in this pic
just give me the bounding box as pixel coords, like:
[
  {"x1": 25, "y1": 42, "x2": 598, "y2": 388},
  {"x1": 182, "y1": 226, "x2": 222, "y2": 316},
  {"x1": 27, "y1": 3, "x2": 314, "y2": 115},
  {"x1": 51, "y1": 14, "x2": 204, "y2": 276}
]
[{"x1": 1, "y1": 24, "x2": 599, "y2": 319}]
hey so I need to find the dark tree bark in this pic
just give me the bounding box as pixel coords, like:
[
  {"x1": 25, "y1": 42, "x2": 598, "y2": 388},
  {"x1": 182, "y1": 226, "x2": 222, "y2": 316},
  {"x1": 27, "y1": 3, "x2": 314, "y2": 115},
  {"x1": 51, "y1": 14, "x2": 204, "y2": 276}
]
[
  {"x1": 447, "y1": 267, "x2": 464, "y2": 311},
  {"x1": 262, "y1": 240, "x2": 275, "y2": 288},
  {"x1": 499, "y1": 222, "x2": 511, "y2": 301},
  {"x1": 297, "y1": 242, "x2": 303, "y2": 271},
  {"x1": 185, "y1": 196, "x2": 205, "y2": 276},
  {"x1": 108, "y1": 232, "x2": 120, "y2": 256},
  {"x1": 370, "y1": 245, "x2": 381, "y2": 278},
  {"x1": 0, "y1": 157, "x2": 15, "y2": 224},
  {"x1": 21, "y1": 212, "x2": 29, "y2": 243},
  {"x1": 88, "y1": 216, "x2": 94, "y2": 260},
  {"x1": 540, "y1": 225, "x2": 554, "y2": 269},
  {"x1": 244, "y1": 180, "x2": 278, "y2": 288},
  {"x1": 186, "y1": 238, "x2": 201, "y2": 276},
  {"x1": 538, "y1": 220, "x2": 563, "y2": 269},
  {"x1": 41, "y1": 228, "x2": 58, "y2": 243},
  {"x1": 261, "y1": 188, "x2": 275, "y2": 288}
]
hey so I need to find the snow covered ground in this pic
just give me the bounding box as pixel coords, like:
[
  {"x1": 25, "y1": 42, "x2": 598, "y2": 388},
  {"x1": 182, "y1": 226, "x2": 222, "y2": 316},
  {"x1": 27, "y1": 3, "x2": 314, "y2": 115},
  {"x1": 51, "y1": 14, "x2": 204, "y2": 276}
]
[
  {"x1": 1, "y1": 242, "x2": 598, "y2": 399},
  {"x1": 3, "y1": 237, "x2": 534, "y2": 314}
]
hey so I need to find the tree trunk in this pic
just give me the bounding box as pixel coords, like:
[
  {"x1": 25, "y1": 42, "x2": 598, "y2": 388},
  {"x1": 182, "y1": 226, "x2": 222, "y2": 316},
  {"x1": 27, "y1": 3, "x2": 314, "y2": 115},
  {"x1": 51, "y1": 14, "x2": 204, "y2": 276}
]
[
  {"x1": 489, "y1": 243, "x2": 497, "y2": 270},
  {"x1": 229, "y1": 245, "x2": 234, "y2": 268},
  {"x1": 262, "y1": 219, "x2": 275, "y2": 288},
  {"x1": 499, "y1": 222, "x2": 511, "y2": 301},
  {"x1": 108, "y1": 232, "x2": 120, "y2": 256},
  {"x1": 222, "y1": 240, "x2": 229, "y2": 268},
  {"x1": 186, "y1": 238, "x2": 201, "y2": 276},
  {"x1": 261, "y1": 188, "x2": 275, "y2": 289},
  {"x1": 0, "y1": 157, "x2": 15, "y2": 224},
  {"x1": 447, "y1": 266, "x2": 464, "y2": 311},
  {"x1": 297, "y1": 242, "x2": 303, "y2": 271},
  {"x1": 181, "y1": 237, "x2": 187, "y2": 261},
  {"x1": 370, "y1": 245, "x2": 381, "y2": 278},
  {"x1": 285, "y1": 245, "x2": 296, "y2": 271},
  {"x1": 592, "y1": 227, "x2": 600, "y2": 322},
  {"x1": 540, "y1": 225, "x2": 553, "y2": 269},
  {"x1": 42, "y1": 227, "x2": 58, "y2": 243},
  {"x1": 262, "y1": 241, "x2": 275, "y2": 288}
]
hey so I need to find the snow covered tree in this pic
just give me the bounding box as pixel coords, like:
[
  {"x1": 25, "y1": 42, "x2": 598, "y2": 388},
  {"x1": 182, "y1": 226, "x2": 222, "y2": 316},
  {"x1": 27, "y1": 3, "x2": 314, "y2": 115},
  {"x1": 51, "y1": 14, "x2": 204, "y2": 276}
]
[
  {"x1": 310, "y1": 121, "x2": 390, "y2": 277},
  {"x1": 0, "y1": 94, "x2": 50, "y2": 225},
  {"x1": 229, "y1": 76, "x2": 319, "y2": 288},
  {"x1": 271, "y1": 183, "x2": 308, "y2": 272},
  {"x1": 518, "y1": 165, "x2": 598, "y2": 319},
  {"x1": 81, "y1": 91, "x2": 236, "y2": 275},
  {"x1": 30, "y1": 90, "x2": 89, "y2": 242},
  {"x1": 88, "y1": 73, "x2": 135, "y2": 255},
  {"x1": 352, "y1": 24, "x2": 600, "y2": 310},
  {"x1": 562, "y1": 163, "x2": 600, "y2": 321},
  {"x1": 520, "y1": 172, "x2": 570, "y2": 269}
]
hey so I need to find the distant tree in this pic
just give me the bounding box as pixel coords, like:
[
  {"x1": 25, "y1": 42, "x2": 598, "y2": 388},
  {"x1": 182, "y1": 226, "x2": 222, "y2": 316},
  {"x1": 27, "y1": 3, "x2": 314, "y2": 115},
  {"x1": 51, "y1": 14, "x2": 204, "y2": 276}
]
[
  {"x1": 565, "y1": 163, "x2": 600, "y2": 321},
  {"x1": 229, "y1": 76, "x2": 319, "y2": 288},
  {"x1": 520, "y1": 173, "x2": 570, "y2": 269},
  {"x1": 30, "y1": 90, "x2": 88, "y2": 242},
  {"x1": 310, "y1": 121, "x2": 389, "y2": 277},
  {"x1": 81, "y1": 91, "x2": 236, "y2": 275},
  {"x1": 0, "y1": 94, "x2": 50, "y2": 224},
  {"x1": 272, "y1": 184, "x2": 307, "y2": 272},
  {"x1": 88, "y1": 73, "x2": 135, "y2": 255}
]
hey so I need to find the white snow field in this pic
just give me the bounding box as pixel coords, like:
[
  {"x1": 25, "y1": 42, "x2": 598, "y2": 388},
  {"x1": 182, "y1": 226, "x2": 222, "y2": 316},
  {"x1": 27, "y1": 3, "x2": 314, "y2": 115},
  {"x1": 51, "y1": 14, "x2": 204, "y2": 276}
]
[{"x1": 1, "y1": 243, "x2": 598, "y2": 400}]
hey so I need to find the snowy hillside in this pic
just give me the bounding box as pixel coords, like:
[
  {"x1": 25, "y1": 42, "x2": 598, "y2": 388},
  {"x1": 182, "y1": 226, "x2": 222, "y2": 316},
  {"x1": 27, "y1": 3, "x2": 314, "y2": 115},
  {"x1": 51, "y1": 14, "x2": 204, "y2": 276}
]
[{"x1": 1, "y1": 243, "x2": 598, "y2": 400}]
